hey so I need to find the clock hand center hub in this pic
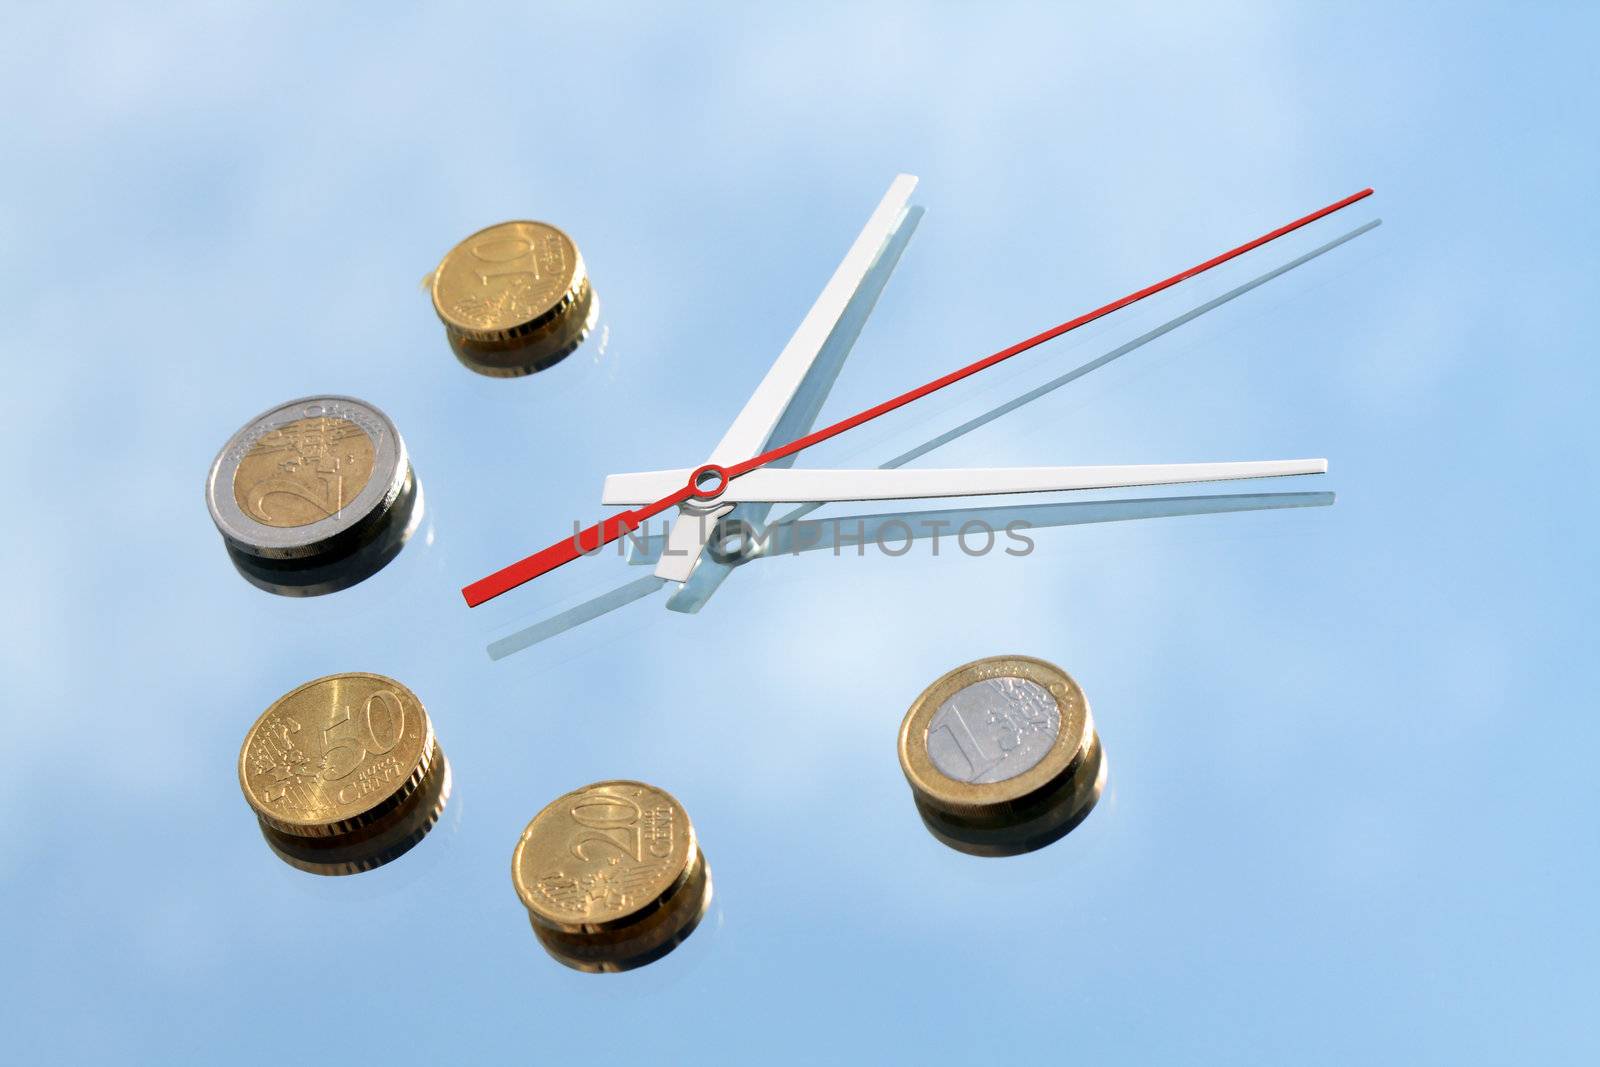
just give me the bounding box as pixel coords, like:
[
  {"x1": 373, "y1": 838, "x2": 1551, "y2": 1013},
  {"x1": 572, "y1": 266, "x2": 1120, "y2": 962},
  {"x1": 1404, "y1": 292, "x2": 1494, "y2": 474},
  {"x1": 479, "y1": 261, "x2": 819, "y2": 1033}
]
[{"x1": 688, "y1": 464, "x2": 731, "y2": 502}]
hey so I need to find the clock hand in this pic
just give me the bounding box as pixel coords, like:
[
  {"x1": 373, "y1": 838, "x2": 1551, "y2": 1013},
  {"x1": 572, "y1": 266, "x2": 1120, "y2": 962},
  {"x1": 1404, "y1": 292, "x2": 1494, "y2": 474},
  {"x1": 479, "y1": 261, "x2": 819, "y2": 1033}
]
[
  {"x1": 761, "y1": 491, "x2": 1335, "y2": 556},
  {"x1": 721, "y1": 187, "x2": 1372, "y2": 482},
  {"x1": 655, "y1": 175, "x2": 919, "y2": 584},
  {"x1": 462, "y1": 489, "x2": 694, "y2": 607},
  {"x1": 618, "y1": 489, "x2": 1336, "y2": 566},
  {"x1": 760, "y1": 216, "x2": 1381, "y2": 534},
  {"x1": 602, "y1": 460, "x2": 1327, "y2": 505},
  {"x1": 663, "y1": 200, "x2": 925, "y2": 613},
  {"x1": 463, "y1": 187, "x2": 1372, "y2": 607},
  {"x1": 656, "y1": 215, "x2": 1378, "y2": 618}
]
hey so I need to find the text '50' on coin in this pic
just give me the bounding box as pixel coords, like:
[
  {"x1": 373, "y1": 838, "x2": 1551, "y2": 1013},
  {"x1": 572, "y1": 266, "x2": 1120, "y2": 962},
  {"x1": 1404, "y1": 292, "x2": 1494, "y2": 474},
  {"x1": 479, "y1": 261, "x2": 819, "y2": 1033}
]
[{"x1": 239, "y1": 673, "x2": 438, "y2": 839}]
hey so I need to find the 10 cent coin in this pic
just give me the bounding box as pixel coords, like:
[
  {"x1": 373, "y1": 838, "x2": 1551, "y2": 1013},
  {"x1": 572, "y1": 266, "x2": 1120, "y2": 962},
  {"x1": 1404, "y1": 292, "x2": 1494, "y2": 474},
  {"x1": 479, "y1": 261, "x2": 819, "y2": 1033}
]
[{"x1": 431, "y1": 220, "x2": 595, "y2": 376}]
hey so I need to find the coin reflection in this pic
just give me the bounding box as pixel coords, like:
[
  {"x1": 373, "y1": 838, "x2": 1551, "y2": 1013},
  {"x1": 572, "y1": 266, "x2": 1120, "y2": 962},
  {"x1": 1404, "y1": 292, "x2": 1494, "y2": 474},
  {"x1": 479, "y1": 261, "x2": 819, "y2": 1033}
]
[
  {"x1": 449, "y1": 284, "x2": 601, "y2": 378},
  {"x1": 258, "y1": 752, "x2": 451, "y2": 876},
  {"x1": 531, "y1": 852, "x2": 714, "y2": 973},
  {"x1": 226, "y1": 472, "x2": 423, "y2": 597},
  {"x1": 912, "y1": 738, "x2": 1105, "y2": 858}
]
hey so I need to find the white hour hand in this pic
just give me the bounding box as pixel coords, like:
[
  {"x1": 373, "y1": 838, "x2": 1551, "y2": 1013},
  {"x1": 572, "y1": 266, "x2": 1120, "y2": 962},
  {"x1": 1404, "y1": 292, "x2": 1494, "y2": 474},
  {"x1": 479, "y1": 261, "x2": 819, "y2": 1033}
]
[
  {"x1": 653, "y1": 174, "x2": 920, "y2": 583},
  {"x1": 604, "y1": 459, "x2": 1327, "y2": 505}
]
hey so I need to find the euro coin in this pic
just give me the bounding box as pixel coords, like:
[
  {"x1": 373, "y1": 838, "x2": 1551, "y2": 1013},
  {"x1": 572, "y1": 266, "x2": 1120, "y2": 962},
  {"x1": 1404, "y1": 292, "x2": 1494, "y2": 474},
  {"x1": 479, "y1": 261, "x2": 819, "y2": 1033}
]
[
  {"x1": 239, "y1": 673, "x2": 438, "y2": 839},
  {"x1": 513, "y1": 780, "x2": 699, "y2": 932},
  {"x1": 431, "y1": 219, "x2": 588, "y2": 346},
  {"x1": 206, "y1": 396, "x2": 413, "y2": 565},
  {"x1": 513, "y1": 779, "x2": 711, "y2": 970},
  {"x1": 898, "y1": 655, "x2": 1099, "y2": 834}
]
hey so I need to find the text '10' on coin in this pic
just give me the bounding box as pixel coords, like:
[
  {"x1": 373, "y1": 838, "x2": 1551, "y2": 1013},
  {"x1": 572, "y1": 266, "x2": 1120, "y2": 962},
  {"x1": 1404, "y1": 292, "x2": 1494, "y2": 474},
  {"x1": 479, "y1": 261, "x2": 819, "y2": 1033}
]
[
  {"x1": 239, "y1": 673, "x2": 450, "y2": 875},
  {"x1": 431, "y1": 220, "x2": 598, "y2": 377},
  {"x1": 205, "y1": 396, "x2": 422, "y2": 595},
  {"x1": 512, "y1": 780, "x2": 713, "y2": 972},
  {"x1": 898, "y1": 655, "x2": 1105, "y2": 857}
]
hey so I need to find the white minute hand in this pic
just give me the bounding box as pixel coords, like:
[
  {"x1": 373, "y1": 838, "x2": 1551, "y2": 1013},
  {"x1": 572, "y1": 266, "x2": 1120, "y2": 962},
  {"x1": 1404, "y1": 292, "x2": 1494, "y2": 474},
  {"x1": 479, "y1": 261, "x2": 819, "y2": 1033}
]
[{"x1": 604, "y1": 459, "x2": 1327, "y2": 505}]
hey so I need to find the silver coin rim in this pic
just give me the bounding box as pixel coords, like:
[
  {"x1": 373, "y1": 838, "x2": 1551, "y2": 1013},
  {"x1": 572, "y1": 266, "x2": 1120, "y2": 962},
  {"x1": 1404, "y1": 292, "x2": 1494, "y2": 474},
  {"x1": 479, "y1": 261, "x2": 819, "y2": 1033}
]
[{"x1": 205, "y1": 395, "x2": 407, "y2": 559}]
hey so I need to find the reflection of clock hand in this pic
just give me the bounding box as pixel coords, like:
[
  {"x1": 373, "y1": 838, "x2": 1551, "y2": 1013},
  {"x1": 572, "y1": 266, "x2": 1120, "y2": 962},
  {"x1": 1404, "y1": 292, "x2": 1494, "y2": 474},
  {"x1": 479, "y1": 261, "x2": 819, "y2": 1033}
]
[
  {"x1": 464, "y1": 185, "x2": 1372, "y2": 608},
  {"x1": 464, "y1": 487, "x2": 699, "y2": 607}
]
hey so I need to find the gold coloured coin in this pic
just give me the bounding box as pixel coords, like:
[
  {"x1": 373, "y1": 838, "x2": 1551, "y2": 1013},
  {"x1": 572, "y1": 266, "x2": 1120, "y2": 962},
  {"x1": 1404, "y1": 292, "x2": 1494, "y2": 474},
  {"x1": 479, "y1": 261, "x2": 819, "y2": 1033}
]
[
  {"x1": 431, "y1": 220, "x2": 587, "y2": 345},
  {"x1": 513, "y1": 780, "x2": 700, "y2": 934},
  {"x1": 231, "y1": 415, "x2": 377, "y2": 528},
  {"x1": 239, "y1": 673, "x2": 436, "y2": 838}
]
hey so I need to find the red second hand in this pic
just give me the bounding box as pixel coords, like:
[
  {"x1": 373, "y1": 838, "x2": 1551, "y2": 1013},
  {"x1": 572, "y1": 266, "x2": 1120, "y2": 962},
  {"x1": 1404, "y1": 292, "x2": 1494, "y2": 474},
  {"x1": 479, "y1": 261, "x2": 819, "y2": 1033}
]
[{"x1": 463, "y1": 187, "x2": 1372, "y2": 607}]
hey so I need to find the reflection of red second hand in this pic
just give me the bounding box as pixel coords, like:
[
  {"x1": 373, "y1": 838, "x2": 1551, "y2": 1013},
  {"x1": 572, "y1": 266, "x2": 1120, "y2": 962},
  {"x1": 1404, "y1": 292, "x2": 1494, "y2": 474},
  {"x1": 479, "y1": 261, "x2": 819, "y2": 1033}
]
[{"x1": 463, "y1": 187, "x2": 1373, "y2": 608}]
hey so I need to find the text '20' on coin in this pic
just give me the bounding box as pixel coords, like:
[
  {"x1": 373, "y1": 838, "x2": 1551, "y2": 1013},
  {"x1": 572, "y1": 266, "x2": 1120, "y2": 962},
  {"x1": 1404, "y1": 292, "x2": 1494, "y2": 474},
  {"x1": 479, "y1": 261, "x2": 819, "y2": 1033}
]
[{"x1": 512, "y1": 780, "x2": 712, "y2": 971}]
